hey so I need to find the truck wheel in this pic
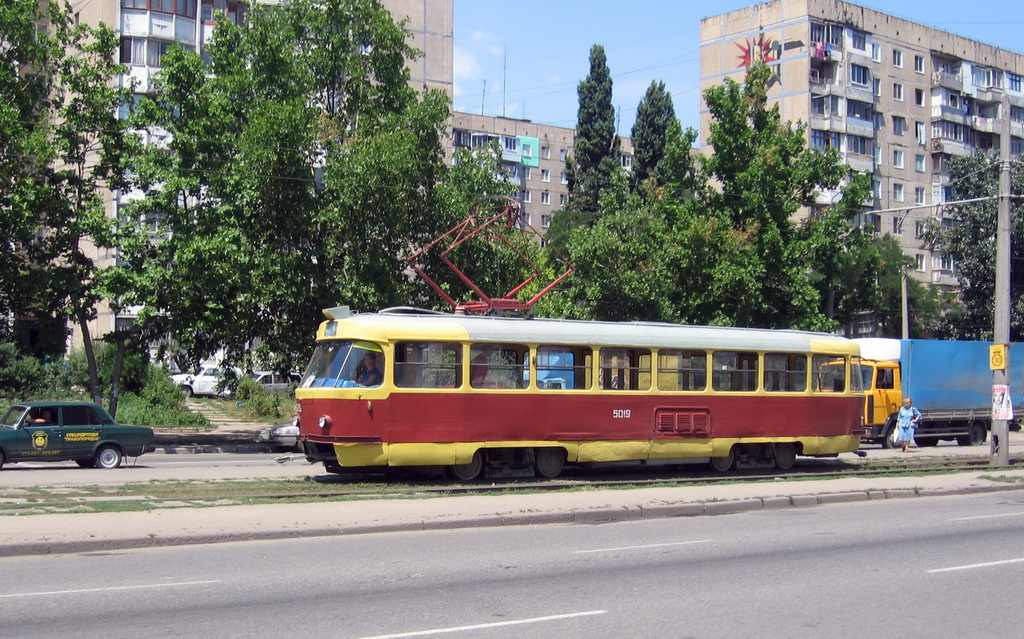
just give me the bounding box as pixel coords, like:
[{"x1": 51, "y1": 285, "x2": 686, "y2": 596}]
[
  {"x1": 882, "y1": 423, "x2": 899, "y2": 449},
  {"x1": 964, "y1": 423, "x2": 986, "y2": 446}
]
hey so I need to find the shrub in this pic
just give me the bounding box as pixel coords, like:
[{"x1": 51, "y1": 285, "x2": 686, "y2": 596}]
[
  {"x1": 0, "y1": 343, "x2": 71, "y2": 401},
  {"x1": 234, "y1": 376, "x2": 283, "y2": 419},
  {"x1": 115, "y1": 392, "x2": 210, "y2": 428}
]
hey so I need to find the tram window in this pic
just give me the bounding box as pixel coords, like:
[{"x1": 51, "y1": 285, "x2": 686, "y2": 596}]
[
  {"x1": 301, "y1": 340, "x2": 384, "y2": 388},
  {"x1": 470, "y1": 343, "x2": 528, "y2": 389},
  {"x1": 812, "y1": 354, "x2": 847, "y2": 393},
  {"x1": 599, "y1": 348, "x2": 651, "y2": 391},
  {"x1": 394, "y1": 341, "x2": 461, "y2": 388},
  {"x1": 536, "y1": 345, "x2": 592, "y2": 390},
  {"x1": 763, "y1": 353, "x2": 807, "y2": 392},
  {"x1": 657, "y1": 350, "x2": 707, "y2": 391},
  {"x1": 850, "y1": 357, "x2": 865, "y2": 392},
  {"x1": 712, "y1": 351, "x2": 758, "y2": 392}
]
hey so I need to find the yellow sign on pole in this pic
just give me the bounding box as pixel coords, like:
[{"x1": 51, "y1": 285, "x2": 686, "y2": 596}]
[{"x1": 990, "y1": 344, "x2": 1007, "y2": 370}]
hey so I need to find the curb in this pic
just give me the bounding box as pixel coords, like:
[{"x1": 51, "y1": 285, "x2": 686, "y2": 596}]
[{"x1": 3, "y1": 482, "x2": 1018, "y2": 558}]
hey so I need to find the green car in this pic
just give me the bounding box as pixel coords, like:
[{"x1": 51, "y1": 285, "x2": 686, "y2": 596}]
[{"x1": 0, "y1": 401, "x2": 154, "y2": 469}]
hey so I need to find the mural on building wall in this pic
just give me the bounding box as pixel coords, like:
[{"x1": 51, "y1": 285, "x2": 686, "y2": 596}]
[{"x1": 736, "y1": 35, "x2": 781, "y2": 68}]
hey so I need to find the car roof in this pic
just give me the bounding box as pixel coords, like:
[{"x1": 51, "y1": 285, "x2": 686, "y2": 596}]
[{"x1": 10, "y1": 401, "x2": 106, "y2": 408}]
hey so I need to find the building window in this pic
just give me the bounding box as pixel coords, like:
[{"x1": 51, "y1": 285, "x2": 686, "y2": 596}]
[
  {"x1": 541, "y1": 214, "x2": 551, "y2": 228},
  {"x1": 506, "y1": 164, "x2": 518, "y2": 179},
  {"x1": 541, "y1": 146, "x2": 550, "y2": 159},
  {"x1": 621, "y1": 155, "x2": 633, "y2": 170},
  {"x1": 851, "y1": 30, "x2": 866, "y2": 51},
  {"x1": 872, "y1": 179, "x2": 881, "y2": 199},
  {"x1": 811, "y1": 129, "x2": 840, "y2": 149},
  {"x1": 915, "y1": 121, "x2": 926, "y2": 144},
  {"x1": 811, "y1": 22, "x2": 843, "y2": 46},
  {"x1": 1013, "y1": 137, "x2": 1024, "y2": 154},
  {"x1": 540, "y1": 169, "x2": 550, "y2": 182},
  {"x1": 559, "y1": 149, "x2": 568, "y2": 161},
  {"x1": 1012, "y1": 105, "x2": 1024, "y2": 123},
  {"x1": 522, "y1": 166, "x2": 531, "y2": 180},
  {"x1": 893, "y1": 150, "x2": 905, "y2": 168},
  {"x1": 915, "y1": 254, "x2": 926, "y2": 272},
  {"x1": 892, "y1": 49, "x2": 904, "y2": 68},
  {"x1": 522, "y1": 143, "x2": 533, "y2": 158},
  {"x1": 915, "y1": 154, "x2": 925, "y2": 172},
  {"x1": 873, "y1": 145, "x2": 881, "y2": 166},
  {"x1": 123, "y1": 0, "x2": 197, "y2": 17},
  {"x1": 893, "y1": 83, "x2": 904, "y2": 101},
  {"x1": 915, "y1": 88, "x2": 925, "y2": 106},
  {"x1": 847, "y1": 99, "x2": 872, "y2": 121},
  {"x1": 914, "y1": 55, "x2": 925, "y2": 73},
  {"x1": 541, "y1": 191, "x2": 550, "y2": 205},
  {"x1": 522, "y1": 190, "x2": 531, "y2": 203},
  {"x1": 893, "y1": 183, "x2": 905, "y2": 203},
  {"x1": 503, "y1": 137, "x2": 518, "y2": 152},
  {"x1": 893, "y1": 215, "x2": 904, "y2": 235},
  {"x1": 559, "y1": 171, "x2": 568, "y2": 184},
  {"x1": 847, "y1": 135, "x2": 870, "y2": 155},
  {"x1": 871, "y1": 44, "x2": 881, "y2": 63},
  {"x1": 893, "y1": 116, "x2": 907, "y2": 136},
  {"x1": 915, "y1": 187, "x2": 926, "y2": 205},
  {"x1": 872, "y1": 78, "x2": 881, "y2": 96},
  {"x1": 973, "y1": 66, "x2": 994, "y2": 87},
  {"x1": 1011, "y1": 74, "x2": 1023, "y2": 93},
  {"x1": 850, "y1": 64, "x2": 870, "y2": 86},
  {"x1": 932, "y1": 254, "x2": 954, "y2": 271},
  {"x1": 559, "y1": 194, "x2": 567, "y2": 206}
]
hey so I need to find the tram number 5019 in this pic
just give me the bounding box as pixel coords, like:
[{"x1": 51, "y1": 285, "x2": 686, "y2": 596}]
[{"x1": 612, "y1": 409, "x2": 631, "y2": 419}]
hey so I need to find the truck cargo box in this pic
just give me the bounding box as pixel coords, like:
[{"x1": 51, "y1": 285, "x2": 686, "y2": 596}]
[{"x1": 900, "y1": 339, "x2": 1024, "y2": 414}]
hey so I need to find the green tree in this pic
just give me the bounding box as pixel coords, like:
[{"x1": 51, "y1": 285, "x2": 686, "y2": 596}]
[
  {"x1": 935, "y1": 152, "x2": 1024, "y2": 339},
  {"x1": 0, "y1": 0, "x2": 132, "y2": 401},
  {"x1": 630, "y1": 80, "x2": 677, "y2": 193},
  {"x1": 547, "y1": 44, "x2": 620, "y2": 249},
  {"x1": 114, "y1": 0, "x2": 508, "y2": 371}
]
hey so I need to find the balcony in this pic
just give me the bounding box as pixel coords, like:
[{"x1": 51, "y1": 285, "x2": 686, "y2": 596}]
[
  {"x1": 931, "y1": 138, "x2": 971, "y2": 156},
  {"x1": 844, "y1": 84, "x2": 875, "y2": 104},
  {"x1": 930, "y1": 105, "x2": 967, "y2": 125},
  {"x1": 975, "y1": 86, "x2": 1004, "y2": 103},
  {"x1": 846, "y1": 117, "x2": 874, "y2": 137},
  {"x1": 931, "y1": 71, "x2": 963, "y2": 91},
  {"x1": 844, "y1": 154, "x2": 874, "y2": 173},
  {"x1": 973, "y1": 117, "x2": 999, "y2": 134}
]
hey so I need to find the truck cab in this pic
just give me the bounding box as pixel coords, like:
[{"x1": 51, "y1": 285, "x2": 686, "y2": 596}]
[{"x1": 859, "y1": 359, "x2": 903, "y2": 447}]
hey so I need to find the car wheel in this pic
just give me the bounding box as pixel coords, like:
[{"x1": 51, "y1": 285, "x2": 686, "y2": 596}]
[
  {"x1": 95, "y1": 445, "x2": 123, "y2": 469},
  {"x1": 182, "y1": 385, "x2": 194, "y2": 398}
]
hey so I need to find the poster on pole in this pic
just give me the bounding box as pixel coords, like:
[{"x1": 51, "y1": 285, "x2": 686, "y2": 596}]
[{"x1": 993, "y1": 384, "x2": 1013, "y2": 420}]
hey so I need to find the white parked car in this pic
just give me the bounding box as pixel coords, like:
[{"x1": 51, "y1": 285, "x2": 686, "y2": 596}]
[
  {"x1": 259, "y1": 418, "x2": 299, "y2": 450},
  {"x1": 251, "y1": 371, "x2": 301, "y2": 396},
  {"x1": 171, "y1": 367, "x2": 237, "y2": 398}
]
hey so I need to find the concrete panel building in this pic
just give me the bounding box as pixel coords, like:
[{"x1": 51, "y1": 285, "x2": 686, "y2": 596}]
[{"x1": 700, "y1": 0, "x2": 1024, "y2": 289}]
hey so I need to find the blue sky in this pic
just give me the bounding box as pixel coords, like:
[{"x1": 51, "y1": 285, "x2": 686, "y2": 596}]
[{"x1": 453, "y1": 0, "x2": 1024, "y2": 134}]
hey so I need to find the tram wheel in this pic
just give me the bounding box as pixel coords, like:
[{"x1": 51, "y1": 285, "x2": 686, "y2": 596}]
[
  {"x1": 708, "y1": 449, "x2": 735, "y2": 472},
  {"x1": 534, "y1": 448, "x2": 566, "y2": 479},
  {"x1": 449, "y1": 450, "x2": 484, "y2": 482},
  {"x1": 773, "y1": 443, "x2": 797, "y2": 471}
]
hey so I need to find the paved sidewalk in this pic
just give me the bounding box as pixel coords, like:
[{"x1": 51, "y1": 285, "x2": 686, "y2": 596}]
[{"x1": 3, "y1": 468, "x2": 1023, "y2": 557}]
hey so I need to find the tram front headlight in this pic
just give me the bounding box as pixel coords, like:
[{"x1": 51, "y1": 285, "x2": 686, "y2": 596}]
[{"x1": 318, "y1": 415, "x2": 331, "y2": 429}]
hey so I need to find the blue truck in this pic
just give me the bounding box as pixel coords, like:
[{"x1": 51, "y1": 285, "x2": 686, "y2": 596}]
[{"x1": 855, "y1": 338, "x2": 1023, "y2": 448}]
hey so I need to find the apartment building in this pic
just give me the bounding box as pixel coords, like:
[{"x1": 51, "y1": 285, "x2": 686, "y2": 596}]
[
  {"x1": 451, "y1": 113, "x2": 634, "y2": 232},
  {"x1": 62, "y1": 0, "x2": 452, "y2": 350},
  {"x1": 700, "y1": 0, "x2": 1024, "y2": 288}
]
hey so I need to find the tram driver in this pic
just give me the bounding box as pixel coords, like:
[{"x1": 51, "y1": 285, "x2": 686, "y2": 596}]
[{"x1": 355, "y1": 352, "x2": 383, "y2": 387}]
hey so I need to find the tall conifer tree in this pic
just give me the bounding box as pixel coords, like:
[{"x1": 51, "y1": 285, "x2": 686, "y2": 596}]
[{"x1": 630, "y1": 80, "x2": 676, "y2": 192}]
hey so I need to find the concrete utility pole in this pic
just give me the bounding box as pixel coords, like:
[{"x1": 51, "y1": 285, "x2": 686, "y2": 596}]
[{"x1": 991, "y1": 93, "x2": 1012, "y2": 467}]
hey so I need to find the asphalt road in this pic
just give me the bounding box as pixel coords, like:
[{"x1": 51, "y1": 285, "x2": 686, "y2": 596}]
[{"x1": 2, "y1": 489, "x2": 1023, "y2": 638}]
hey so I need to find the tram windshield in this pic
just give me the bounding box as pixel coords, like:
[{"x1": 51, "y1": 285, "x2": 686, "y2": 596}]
[{"x1": 301, "y1": 340, "x2": 384, "y2": 388}]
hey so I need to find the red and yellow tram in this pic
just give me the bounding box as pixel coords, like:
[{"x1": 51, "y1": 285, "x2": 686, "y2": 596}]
[{"x1": 296, "y1": 307, "x2": 864, "y2": 479}]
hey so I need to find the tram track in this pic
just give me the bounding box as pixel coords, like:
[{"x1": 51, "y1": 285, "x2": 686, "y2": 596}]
[{"x1": 253, "y1": 454, "x2": 1024, "y2": 501}]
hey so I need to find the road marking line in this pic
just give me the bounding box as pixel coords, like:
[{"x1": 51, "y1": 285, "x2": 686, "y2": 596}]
[
  {"x1": 573, "y1": 540, "x2": 711, "y2": 554},
  {"x1": 0, "y1": 580, "x2": 222, "y2": 599},
  {"x1": 927, "y1": 558, "x2": 1024, "y2": 573},
  {"x1": 358, "y1": 610, "x2": 607, "y2": 639},
  {"x1": 949, "y1": 512, "x2": 1024, "y2": 521}
]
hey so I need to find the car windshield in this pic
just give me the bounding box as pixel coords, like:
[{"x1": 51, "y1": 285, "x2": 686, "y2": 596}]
[
  {"x1": 301, "y1": 340, "x2": 382, "y2": 388},
  {"x1": 1, "y1": 406, "x2": 27, "y2": 428}
]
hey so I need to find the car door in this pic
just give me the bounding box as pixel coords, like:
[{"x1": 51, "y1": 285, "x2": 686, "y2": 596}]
[
  {"x1": 14, "y1": 406, "x2": 65, "y2": 461},
  {"x1": 58, "y1": 404, "x2": 104, "y2": 460},
  {"x1": 194, "y1": 368, "x2": 220, "y2": 396}
]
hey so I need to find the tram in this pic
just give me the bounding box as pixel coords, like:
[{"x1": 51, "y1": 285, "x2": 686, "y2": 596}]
[{"x1": 295, "y1": 306, "x2": 865, "y2": 479}]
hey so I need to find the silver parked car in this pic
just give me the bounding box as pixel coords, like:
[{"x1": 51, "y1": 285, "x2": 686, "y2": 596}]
[
  {"x1": 251, "y1": 371, "x2": 300, "y2": 396},
  {"x1": 259, "y1": 417, "x2": 299, "y2": 450}
]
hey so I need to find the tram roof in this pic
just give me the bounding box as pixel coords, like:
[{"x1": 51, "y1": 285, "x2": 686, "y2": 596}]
[{"x1": 321, "y1": 309, "x2": 857, "y2": 355}]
